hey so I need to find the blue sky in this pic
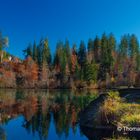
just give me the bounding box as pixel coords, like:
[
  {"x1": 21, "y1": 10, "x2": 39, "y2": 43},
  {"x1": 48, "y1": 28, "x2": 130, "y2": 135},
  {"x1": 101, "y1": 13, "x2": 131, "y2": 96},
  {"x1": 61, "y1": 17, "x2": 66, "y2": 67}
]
[{"x1": 0, "y1": 0, "x2": 140, "y2": 58}]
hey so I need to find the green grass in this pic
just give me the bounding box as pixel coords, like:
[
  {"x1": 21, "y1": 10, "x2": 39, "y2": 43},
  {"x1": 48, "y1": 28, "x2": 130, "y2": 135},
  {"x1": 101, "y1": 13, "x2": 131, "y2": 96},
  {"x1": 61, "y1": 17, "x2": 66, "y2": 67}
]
[{"x1": 96, "y1": 91, "x2": 140, "y2": 127}]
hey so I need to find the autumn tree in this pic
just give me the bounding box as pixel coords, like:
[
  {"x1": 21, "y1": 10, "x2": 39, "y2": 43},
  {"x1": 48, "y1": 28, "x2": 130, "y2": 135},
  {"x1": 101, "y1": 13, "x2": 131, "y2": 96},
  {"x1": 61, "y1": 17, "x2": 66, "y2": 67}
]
[
  {"x1": 39, "y1": 61, "x2": 50, "y2": 88},
  {"x1": 71, "y1": 44, "x2": 78, "y2": 73},
  {"x1": 3, "y1": 32, "x2": 140, "y2": 88},
  {"x1": 24, "y1": 56, "x2": 38, "y2": 87}
]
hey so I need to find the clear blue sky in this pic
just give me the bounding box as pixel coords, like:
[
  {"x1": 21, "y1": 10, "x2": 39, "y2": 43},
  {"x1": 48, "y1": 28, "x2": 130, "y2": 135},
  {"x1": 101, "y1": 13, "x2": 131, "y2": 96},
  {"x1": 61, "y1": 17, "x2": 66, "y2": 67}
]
[{"x1": 0, "y1": 0, "x2": 140, "y2": 58}]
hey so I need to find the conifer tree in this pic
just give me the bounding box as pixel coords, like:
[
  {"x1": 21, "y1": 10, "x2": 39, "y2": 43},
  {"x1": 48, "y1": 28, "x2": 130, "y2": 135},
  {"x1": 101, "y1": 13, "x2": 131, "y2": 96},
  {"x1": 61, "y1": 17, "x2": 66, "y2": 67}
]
[
  {"x1": 84, "y1": 61, "x2": 98, "y2": 82},
  {"x1": 42, "y1": 38, "x2": 52, "y2": 65},
  {"x1": 78, "y1": 41, "x2": 87, "y2": 69},
  {"x1": 87, "y1": 39, "x2": 94, "y2": 63},
  {"x1": 99, "y1": 33, "x2": 109, "y2": 80},
  {"x1": 93, "y1": 36, "x2": 100, "y2": 63},
  {"x1": 129, "y1": 34, "x2": 139, "y2": 70},
  {"x1": 23, "y1": 43, "x2": 33, "y2": 58},
  {"x1": 33, "y1": 41, "x2": 38, "y2": 62}
]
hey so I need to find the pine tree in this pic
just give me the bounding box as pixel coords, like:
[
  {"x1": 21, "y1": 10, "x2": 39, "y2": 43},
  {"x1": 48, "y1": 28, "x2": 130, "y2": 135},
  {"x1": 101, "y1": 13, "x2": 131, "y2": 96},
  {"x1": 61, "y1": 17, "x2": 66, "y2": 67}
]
[
  {"x1": 87, "y1": 39, "x2": 94, "y2": 63},
  {"x1": 64, "y1": 39, "x2": 71, "y2": 72},
  {"x1": 37, "y1": 39, "x2": 43, "y2": 66},
  {"x1": 108, "y1": 33, "x2": 116, "y2": 70},
  {"x1": 118, "y1": 35, "x2": 130, "y2": 74},
  {"x1": 99, "y1": 33, "x2": 109, "y2": 80},
  {"x1": 93, "y1": 36, "x2": 100, "y2": 63},
  {"x1": 23, "y1": 43, "x2": 33, "y2": 58},
  {"x1": 129, "y1": 34, "x2": 139, "y2": 70},
  {"x1": 88, "y1": 38, "x2": 93, "y2": 53},
  {"x1": 78, "y1": 41, "x2": 87, "y2": 69},
  {"x1": 42, "y1": 38, "x2": 52, "y2": 65},
  {"x1": 84, "y1": 61, "x2": 98, "y2": 82},
  {"x1": 33, "y1": 41, "x2": 38, "y2": 62},
  {"x1": 119, "y1": 35, "x2": 129, "y2": 59}
]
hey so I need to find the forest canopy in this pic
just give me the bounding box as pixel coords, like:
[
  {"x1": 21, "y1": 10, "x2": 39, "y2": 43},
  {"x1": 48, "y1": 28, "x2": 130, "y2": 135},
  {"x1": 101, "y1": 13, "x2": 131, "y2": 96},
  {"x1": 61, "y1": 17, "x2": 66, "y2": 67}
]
[{"x1": 0, "y1": 32, "x2": 140, "y2": 89}]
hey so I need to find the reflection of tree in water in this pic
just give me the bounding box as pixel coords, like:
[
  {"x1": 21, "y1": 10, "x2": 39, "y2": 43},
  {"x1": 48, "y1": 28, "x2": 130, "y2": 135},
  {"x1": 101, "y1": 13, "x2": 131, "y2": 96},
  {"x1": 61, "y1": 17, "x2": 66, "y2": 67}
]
[
  {"x1": 23, "y1": 95, "x2": 51, "y2": 140},
  {"x1": 0, "y1": 127, "x2": 6, "y2": 140},
  {"x1": 0, "y1": 89, "x2": 98, "y2": 140}
]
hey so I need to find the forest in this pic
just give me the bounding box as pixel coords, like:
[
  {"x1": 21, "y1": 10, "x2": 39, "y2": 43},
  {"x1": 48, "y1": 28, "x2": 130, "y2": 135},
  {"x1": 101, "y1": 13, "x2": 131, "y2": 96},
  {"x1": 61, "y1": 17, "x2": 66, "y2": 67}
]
[{"x1": 0, "y1": 32, "x2": 140, "y2": 89}]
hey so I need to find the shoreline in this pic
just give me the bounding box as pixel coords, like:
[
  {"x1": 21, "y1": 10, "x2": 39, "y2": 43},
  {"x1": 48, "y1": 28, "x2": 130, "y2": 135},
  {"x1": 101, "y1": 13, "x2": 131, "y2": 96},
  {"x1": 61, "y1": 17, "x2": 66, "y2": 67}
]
[{"x1": 0, "y1": 87, "x2": 140, "y2": 91}]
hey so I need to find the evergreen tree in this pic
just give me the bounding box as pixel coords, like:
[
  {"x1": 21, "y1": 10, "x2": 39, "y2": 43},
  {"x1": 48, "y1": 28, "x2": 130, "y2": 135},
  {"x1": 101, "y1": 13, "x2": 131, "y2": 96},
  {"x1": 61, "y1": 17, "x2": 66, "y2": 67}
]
[
  {"x1": 93, "y1": 36, "x2": 100, "y2": 63},
  {"x1": 108, "y1": 33, "x2": 116, "y2": 70},
  {"x1": 84, "y1": 61, "x2": 98, "y2": 82},
  {"x1": 88, "y1": 38, "x2": 94, "y2": 53},
  {"x1": 119, "y1": 35, "x2": 129, "y2": 59},
  {"x1": 78, "y1": 41, "x2": 87, "y2": 68},
  {"x1": 99, "y1": 33, "x2": 109, "y2": 80},
  {"x1": 37, "y1": 40, "x2": 43, "y2": 66},
  {"x1": 54, "y1": 41, "x2": 67, "y2": 75},
  {"x1": 129, "y1": 34, "x2": 139, "y2": 70},
  {"x1": 23, "y1": 43, "x2": 33, "y2": 58},
  {"x1": 54, "y1": 41, "x2": 63, "y2": 67},
  {"x1": 77, "y1": 41, "x2": 87, "y2": 80},
  {"x1": 61, "y1": 48, "x2": 67, "y2": 75},
  {"x1": 98, "y1": 33, "x2": 115, "y2": 80},
  {"x1": 42, "y1": 38, "x2": 52, "y2": 65},
  {"x1": 87, "y1": 39, "x2": 94, "y2": 63},
  {"x1": 33, "y1": 41, "x2": 38, "y2": 62},
  {"x1": 118, "y1": 35, "x2": 130, "y2": 74},
  {"x1": 64, "y1": 39, "x2": 71, "y2": 71}
]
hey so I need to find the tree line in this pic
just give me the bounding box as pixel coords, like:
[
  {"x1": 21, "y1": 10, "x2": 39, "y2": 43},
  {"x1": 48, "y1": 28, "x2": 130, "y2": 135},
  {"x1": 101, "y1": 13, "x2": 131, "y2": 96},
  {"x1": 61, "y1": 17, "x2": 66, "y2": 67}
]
[{"x1": 0, "y1": 32, "x2": 140, "y2": 89}]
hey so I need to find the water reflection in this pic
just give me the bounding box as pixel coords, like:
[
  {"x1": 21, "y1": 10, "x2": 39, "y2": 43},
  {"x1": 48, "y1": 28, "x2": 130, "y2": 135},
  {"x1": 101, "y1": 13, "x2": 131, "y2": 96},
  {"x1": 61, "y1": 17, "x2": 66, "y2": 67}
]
[{"x1": 0, "y1": 89, "x2": 98, "y2": 140}]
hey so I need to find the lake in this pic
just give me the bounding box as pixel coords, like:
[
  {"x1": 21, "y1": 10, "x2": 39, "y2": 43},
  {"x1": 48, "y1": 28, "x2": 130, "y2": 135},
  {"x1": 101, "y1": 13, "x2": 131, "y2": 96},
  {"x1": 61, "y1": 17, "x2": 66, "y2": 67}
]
[{"x1": 0, "y1": 89, "x2": 100, "y2": 140}]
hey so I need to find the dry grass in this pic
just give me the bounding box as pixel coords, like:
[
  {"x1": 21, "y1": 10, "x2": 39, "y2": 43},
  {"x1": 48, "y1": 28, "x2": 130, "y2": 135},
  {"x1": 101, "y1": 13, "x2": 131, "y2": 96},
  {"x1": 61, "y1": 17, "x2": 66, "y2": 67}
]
[
  {"x1": 105, "y1": 136, "x2": 136, "y2": 140},
  {"x1": 97, "y1": 91, "x2": 140, "y2": 127}
]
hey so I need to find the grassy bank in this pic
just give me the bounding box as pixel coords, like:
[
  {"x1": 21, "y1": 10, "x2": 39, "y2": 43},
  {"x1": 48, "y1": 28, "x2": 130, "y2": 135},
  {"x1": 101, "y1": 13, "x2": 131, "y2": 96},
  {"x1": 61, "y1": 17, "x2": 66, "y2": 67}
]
[{"x1": 96, "y1": 91, "x2": 140, "y2": 128}]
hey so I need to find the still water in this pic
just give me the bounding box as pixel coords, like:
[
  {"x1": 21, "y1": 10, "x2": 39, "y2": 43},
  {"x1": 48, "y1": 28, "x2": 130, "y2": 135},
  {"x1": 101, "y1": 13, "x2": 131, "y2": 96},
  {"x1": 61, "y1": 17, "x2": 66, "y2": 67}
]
[{"x1": 0, "y1": 89, "x2": 99, "y2": 140}]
